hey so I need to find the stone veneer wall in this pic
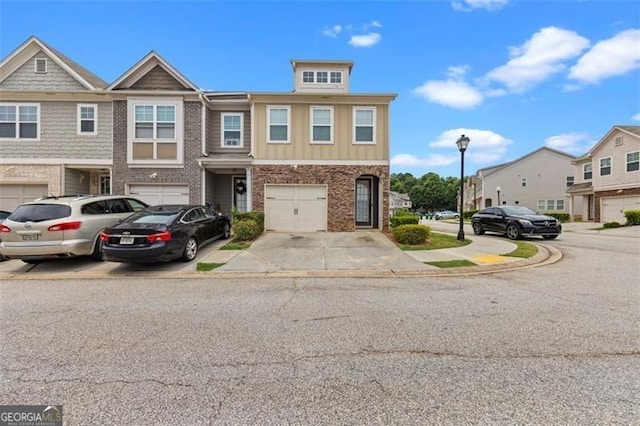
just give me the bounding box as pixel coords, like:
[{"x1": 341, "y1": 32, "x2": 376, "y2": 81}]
[
  {"x1": 0, "y1": 164, "x2": 61, "y2": 195},
  {"x1": 594, "y1": 187, "x2": 640, "y2": 222},
  {"x1": 111, "y1": 100, "x2": 202, "y2": 204},
  {"x1": 252, "y1": 164, "x2": 390, "y2": 232}
]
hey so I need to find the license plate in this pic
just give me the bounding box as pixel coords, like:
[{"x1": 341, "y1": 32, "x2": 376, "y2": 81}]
[
  {"x1": 22, "y1": 234, "x2": 39, "y2": 241},
  {"x1": 120, "y1": 237, "x2": 134, "y2": 245}
]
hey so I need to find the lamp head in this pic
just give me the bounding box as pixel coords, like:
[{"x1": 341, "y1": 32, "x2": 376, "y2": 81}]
[
  {"x1": 496, "y1": 186, "x2": 501, "y2": 192},
  {"x1": 456, "y1": 134, "x2": 470, "y2": 152}
]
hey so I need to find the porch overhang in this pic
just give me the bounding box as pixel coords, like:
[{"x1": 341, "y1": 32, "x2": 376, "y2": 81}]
[
  {"x1": 198, "y1": 155, "x2": 253, "y2": 170},
  {"x1": 566, "y1": 182, "x2": 593, "y2": 195}
]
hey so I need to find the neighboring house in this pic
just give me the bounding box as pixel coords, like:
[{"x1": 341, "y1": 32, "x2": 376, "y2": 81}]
[
  {"x1": 247, "y1": 60, "x2": 396, "y2": 232},
  {"x1": 566, "y1": 125, "x2": 640, "y2": 223},
  {"x1": 0, "y1": 36, "x2": 112, "y2": 211},
  {"x1": 464, "y1": 147, "x2": 579, "y2": 214},
  {"x1": 390, "y1": 191, "x2": 412, "y2": 216}
]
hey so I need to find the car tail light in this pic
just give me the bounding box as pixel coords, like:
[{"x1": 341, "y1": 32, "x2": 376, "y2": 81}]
[
  {"x1": 48, "y1": 221, "x2": 82, "y2": 231},
  {"x1": 146, "y1": 232, "x2": 171, "y2": 243},
  {"x1": 0, "y1": 224, "x2": 10, "y2": 232},
  {"x1": 99, "y1": 232, "x2": 109, "y2": 241}
]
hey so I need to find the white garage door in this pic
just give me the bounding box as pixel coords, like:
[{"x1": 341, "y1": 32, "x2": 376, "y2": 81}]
[
  {"x1": 265, "y1": 185, "x2": 327, "y2": 232},
  {"x1": 0, "y1": 184, "x2": 49, "y2": 212},
  {"x1": 601, "y1": 196, "x2": 640, "y2": 223},
  {"x1": 128, "y1": 184, "x2": 189, "y2": 206}
]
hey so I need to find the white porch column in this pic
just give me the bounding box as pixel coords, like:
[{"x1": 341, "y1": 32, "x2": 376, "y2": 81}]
[{"x1": 245, "y1": 167, "x2": 252, "y2": 211}]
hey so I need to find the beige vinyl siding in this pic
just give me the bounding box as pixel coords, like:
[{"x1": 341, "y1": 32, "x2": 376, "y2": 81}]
[
  {"x1": 207, "y1": 105, "x2": 251, "y2": 155},
  {"x1": 591, "y1": 130, "x2": 640, "y2": 189},
  {"x1": 1, "y1": 52, "x2": 86, "y2": 91},
  {"x1": 129, "y1": 65, "x2": 188, "y2": 90},
  {"x1": 253, "y1": 102, "x2": 389, "y2": 161},
  {"x1": 64, "y1": 168, "x2": 90, "y2": 194}
]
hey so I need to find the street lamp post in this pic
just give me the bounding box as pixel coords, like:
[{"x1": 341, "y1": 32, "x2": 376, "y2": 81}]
[
  {"x1": 456, "y1": 134, "x2": 470, "y2": 241},
  {"x1": 496, "y1": 185, "x2": 502, "y2": 206}
]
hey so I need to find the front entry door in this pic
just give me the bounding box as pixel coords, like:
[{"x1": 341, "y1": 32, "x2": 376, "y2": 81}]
[
  {"x1": 355, "y1": 178, "x2": 373, "y2": 227},
  {"x1": 233, "y1": 176, "x2": 247, "y2": 212}
]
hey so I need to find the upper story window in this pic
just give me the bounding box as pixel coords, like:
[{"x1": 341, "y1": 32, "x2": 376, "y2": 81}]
[
  {"x1": 35, "y1": 58, "x2": 47, "y2": 74},
  {"x1": 77, "y1": 104, "x2": 97, "y2": 135},
  {"x1": 521, "y1": 177, "x2": 527, "y2": 187},
  {"x1": 127, "y1": 99, "x2": 182, "y2": 164},
  {"x1": 353, "y1": 107, "x2": 376, "y2": 144},
  {"x1": 0, "y1": 103, "x2": 39, "y2": 140},
  {"x1": 267, "y1": 105, "x2": 290, "y2": 143},
  {"x1": 583, "y1": 163, "x2": 593, "y2": 180},
  {"x1": 221, "y1": 113, "x2": 243, "y2": 148},
  {"x1": 600, "y1": 157, "x2": 611, "y2": 176},
  {"x1": 566, "y1": 176, "x2": 574, "y2": 187},
  {"x1": 310, "y1": 106, "x2": 333, "y2": 144},
  {"x1": 626, "y1": 151, "x2": 639, "y2": 172},
  {"x1": 301, "y1": 71, "x2": 342, "y2": 84},
  {"x1": 316, "y1": 71, "x2": 328, "y2": 83},
  {"x1": 330, "y1": 72, "x2": 342, "y2": 83},
  {"x1": 303, "y1": 71, "x2": 314, "y2": 83}
]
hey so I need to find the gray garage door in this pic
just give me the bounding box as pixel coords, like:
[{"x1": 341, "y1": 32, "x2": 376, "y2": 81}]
[{"x1": 0, "y1": 184, "x2": 49, "y2": 212}]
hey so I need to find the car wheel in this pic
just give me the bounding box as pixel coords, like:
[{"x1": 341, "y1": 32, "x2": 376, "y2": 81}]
[
  {"x1": 472, "y1": 222, "x2": 485, "y2": 235},
  {"x1": 543, "y1": 235, "x2": 558, "y2": 240},
  {"x1": 222, "y1": 223, "x2": 231, "y2": 240},
  {"x1": 91, "y1": 238, "x2": 104, "y2": 261},
  {"x1": 506, "y1": 224, "x2": 521, "y2": 240},
  {"x1": 182, "y1": 237, "x2": 198, "y2": 262}
]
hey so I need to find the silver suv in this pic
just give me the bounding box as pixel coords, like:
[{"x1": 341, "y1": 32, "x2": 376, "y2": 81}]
[{"x1": 0, "y1": 195, "x2": 148, "y2": 263}]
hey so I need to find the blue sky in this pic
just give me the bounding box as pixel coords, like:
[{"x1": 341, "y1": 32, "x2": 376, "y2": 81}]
[{"x1": 1, "y1": 0, "x2": 639, "y2": 178}]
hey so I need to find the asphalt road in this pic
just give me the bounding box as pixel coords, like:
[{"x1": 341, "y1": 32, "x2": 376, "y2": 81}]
[{"x1": 0, "y1": 231, "x2": 638, "y2": 425}]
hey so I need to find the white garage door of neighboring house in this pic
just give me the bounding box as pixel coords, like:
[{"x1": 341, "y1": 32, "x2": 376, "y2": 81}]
[
  {"x1": 601, "y1": 196, "x2": 640, "y2": 223},
  {"x1": 0, "y1": 184, "x2": 49, "y2": 212},
  {"x1": 128, "y1": 184, "x2": 190, "y2": 206},
  {"x1": 265, "y1": 185, "x2": 327, "y2": 232}
]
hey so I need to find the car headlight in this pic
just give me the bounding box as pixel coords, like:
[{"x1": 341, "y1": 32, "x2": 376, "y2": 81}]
[{"x1": 518, "y1": 219, "x2": 533, "y2": 227}]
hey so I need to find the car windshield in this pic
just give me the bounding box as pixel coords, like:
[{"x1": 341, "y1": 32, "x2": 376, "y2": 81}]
[
  {"x1": 124, "y1": 211, "x2": 181, "y2": 225},
  {"x1": 8, "y1": 204, "x2": 71, "y2": 222},
  {"x1": 502, "y1": 206, "x2": 536, "y2": 216}
]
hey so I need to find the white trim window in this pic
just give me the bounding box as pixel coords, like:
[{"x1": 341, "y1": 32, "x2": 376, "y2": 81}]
[
  {"x1": 539, "y1": 199, "x2": 566, "y2": 211},
  {"x1": 77, "y1": 104, "x2": 97, "y2": 135},
  {"x1": 537, "y1": 200, "x2": 546, "y2": 211},
  {"x1": 267, "y1": 105, "x2": 290, "y2": 143},
  {"x1": 626, "y1": 151, "x2": 639, "y2": 172},
  {"x1": 521, "y1": 177, "x2": 527, "y2": 187},
  {"x1": 583, "y1": 163, "x2": 593, "y2": 180},
  {"x1": 566, "y1": 176, "x2": 574, "y2": 187},
  {"x1": 330, "y1": 71, "x2": 342, "y2": 83},
  {"x1": 127, "y1": 98, "x2": 183, "y2": 164},
  {"x1": 303, "y1": 71, "x2": 314, "y2": 83},
  {"x1": 600, "y1": 157, "x2": 611, "y2": 176},
  {"x1": 316, "y1": 71, "x2": 328, "y2": 83},
  {"x1": 221, "y1": 113, "x2": 243, "y2": 148},
  {"x1": 0, "y1": 103, "x2": 39, "y2": 140},
  {"x1": 353, "y1": 107, "x2": 376, "y2": 144},
  {"x1": 310, "y1": 106, "x2": 333, "y2": 144}
]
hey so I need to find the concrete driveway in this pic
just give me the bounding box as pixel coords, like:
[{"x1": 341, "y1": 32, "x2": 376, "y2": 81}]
[{"x1": 214, "y1": 231, "x2": 433, "y2": 273}]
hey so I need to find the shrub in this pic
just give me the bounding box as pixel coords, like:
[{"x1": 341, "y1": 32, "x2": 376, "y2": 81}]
[
  {"x1": 232, "y1": 211, "x2": 264, "y2": 240},
  {"x1": 463, "y1": 210, "x2": 478, "y2": 219},
  {"x1": 543, "y1": 212, "x2": 570, "y2": 223},
  {"x1": 394, "y1": 210, "x2": 414, "y2": 216},
  {"x1": 392, "y1": 224, "x2": 430, "y2": 245},
  {"x1": 390, "y1": 214, "x2": 420, "y2": 228},
  {"x1": 624, "y1": 209, "x2": 640, "y2": 226},
  {"x1": 603, "y1": 221, "x2": 621, "y2": 229}
]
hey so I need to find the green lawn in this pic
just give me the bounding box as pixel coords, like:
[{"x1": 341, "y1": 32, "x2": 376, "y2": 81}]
[
  {"x1": 425, "y1": 259, "x2": 477, "y2": 268},
  {"x1": 395, "y1": 232, "x2": 471, "y2": 251},
  {"x1": 196, "y1": 262, "x2": 225, "y2": 271},
  {"x1": 501, "y1": 240, "x2": 538, "y2": 258},
  {"x1": 220, "y1": 241, "x2": 251, "y2": 250}
]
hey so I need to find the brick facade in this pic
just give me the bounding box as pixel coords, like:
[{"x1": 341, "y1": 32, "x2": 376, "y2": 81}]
[
  {"x1": 0, "y1": 164, "x2": 60, "y2": 195},
  {"x1": 594, "y1": 187, "x2": 640, "y2": 222},
  {"x1": 252, "y1": 164, "x2": 390, "y2": 231},
  {"x1": 112, "y1": 100, "x2": 203, "y2": 203}
]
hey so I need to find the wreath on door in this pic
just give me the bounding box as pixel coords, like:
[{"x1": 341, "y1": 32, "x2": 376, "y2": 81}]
[{"x1": 235, "y1": 181, "x2": 246, "y2": 195}]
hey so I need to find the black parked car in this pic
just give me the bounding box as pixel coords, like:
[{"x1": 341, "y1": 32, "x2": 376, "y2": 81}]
[
  {"x1": 100, "y1": 205, "x2": 231, "y2": 263},
  {"x1": 471, "y1": 206, "x2": 561, "y2": 240}
]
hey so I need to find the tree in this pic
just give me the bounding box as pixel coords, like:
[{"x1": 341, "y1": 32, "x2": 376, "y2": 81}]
[{"x1": 390, "y1": 172, "x2": 462, "y2": 211}]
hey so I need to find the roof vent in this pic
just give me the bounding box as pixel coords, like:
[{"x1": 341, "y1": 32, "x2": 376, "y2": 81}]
[
  {"x1": 615, "y1": 136, "x2": 623, "y2": 146},
  {"x1": 35, "y1": 58, "x2": 47, "y2": 74}
]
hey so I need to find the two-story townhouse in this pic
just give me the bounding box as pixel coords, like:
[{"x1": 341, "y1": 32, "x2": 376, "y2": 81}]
[
  {"x1": 106, "y1": 52, "x2": 206, "y2": 206},
  {"x1": 390, "y1": 191, "x2": 412, "y2": 216},
  {"x1": 466, "y1": 147, "x2": 579, "y2": 214},
  {"x1": 567, "y1": 125, "x2": 640, "y2": 223},
  {"x1": 0, "y1": 36, "x2": 112, "y2": 211},
  {"x1": 247, "y1": 60, "x2": 396, "y2": 232}
]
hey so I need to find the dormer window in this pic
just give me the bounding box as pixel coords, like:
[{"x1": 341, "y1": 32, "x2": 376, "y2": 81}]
[
  {"x1": 316, "y1": 71, "x2": 328, "y2": 83},
  {"x1": 35, "y1": 58, "x2": 47, "y2": 74},
  {"x1": 303, "y1": 71, "x2": 314, "y2": 83},
  {"x1": 301, "y1": 71, "x2": 343, "y2": 84},
  {"x1": 330, "y1": 72, "x2": 342, "y2": 83}
]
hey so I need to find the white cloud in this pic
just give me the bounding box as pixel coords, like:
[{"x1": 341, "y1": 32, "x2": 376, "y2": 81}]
[
  {"x1": 370, "y1": 20, "x2": 382, "y2": 28},
  {"x1": 414, "y1": 79, "x2": 483, "y2": 109},
  {"x1": 545, "y1": 132, "x2": 593, "y2": 155},
  {"x1": 391, "y1": 153, "x2": 459, "y2": 168},
  {"x1": 632, "y1": 113, "x2": 640, "y2": 121},
  {"x1": 452, "y1": 0, "x2": 509, "y2": 12},
  {"x1": 429, "y1": 128, "x2": 513, "y2": 164},
  {"x1": 323, "y1": 25, "x2": 342, "y2": 38},
  {"x1": 348, "y1": 33, "x2": 381, "y2": 47},
  {"x1": 485, "y1": 26, "x2": 590, "y2": 92},
  {"x1": 568, "y1": 29, "x2": 640, "y2": 84}
]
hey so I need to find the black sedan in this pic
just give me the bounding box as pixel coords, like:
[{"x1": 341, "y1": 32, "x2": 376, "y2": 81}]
[
  {"x1": 100, "y1": 205, "x2": 231, "y2": 263},
  {"x1": 471, "y1": 206, "x2": 561, "y2": 240}
]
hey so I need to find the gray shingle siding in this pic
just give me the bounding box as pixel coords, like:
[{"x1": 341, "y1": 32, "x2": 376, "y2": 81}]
[
  {"x1": 0, "y1": 101, "x2": 112, "y2": 159},
  {"x1": 1, "y1": 52, "x2": 87, "y2": 91}
]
